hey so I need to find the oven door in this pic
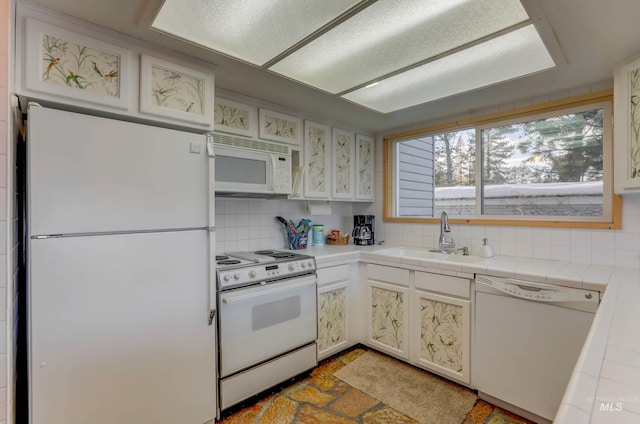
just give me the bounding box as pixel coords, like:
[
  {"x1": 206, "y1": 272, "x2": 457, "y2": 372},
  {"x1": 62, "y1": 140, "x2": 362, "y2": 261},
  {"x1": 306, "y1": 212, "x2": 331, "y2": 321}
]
[{"x1": 218, "y1": 274, "x2": 317, "y2": 378}]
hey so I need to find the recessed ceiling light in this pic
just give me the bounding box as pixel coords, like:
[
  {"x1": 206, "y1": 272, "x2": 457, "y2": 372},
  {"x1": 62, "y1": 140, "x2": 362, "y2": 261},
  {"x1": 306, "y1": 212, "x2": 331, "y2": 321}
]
[
  {"x1": 152, "y1": 0, "x2": 362, "y2": 66},
  {"x1": 341, "y1": 25, "x2": 555, "y2": 113},
  {"x1": 268, "y1": 0, "x2": 530, "y2": 94}
]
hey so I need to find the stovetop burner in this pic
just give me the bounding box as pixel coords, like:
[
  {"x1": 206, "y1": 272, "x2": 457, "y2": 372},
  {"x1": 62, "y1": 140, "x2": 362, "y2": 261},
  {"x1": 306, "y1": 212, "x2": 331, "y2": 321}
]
[
  {"x1": 253, "y1": 250, "x2": 275, "y2": 255},
  {"x1": 217, "y1": 259, "x2": 241, "y2": 265},
  {"x1": 253, "y1": 250, "x2": 296, "y2": 259},
  {"x1": 216, "y1": 255, "x2": 230, "y2": 261}
]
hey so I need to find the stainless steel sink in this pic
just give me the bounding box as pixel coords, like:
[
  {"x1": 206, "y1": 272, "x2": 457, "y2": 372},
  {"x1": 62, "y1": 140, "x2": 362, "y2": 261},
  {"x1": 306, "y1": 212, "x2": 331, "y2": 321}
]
[
  {"x1": 428, "y1": 249, "x2": 456, "y2": 254},
  {"x1": 377, "y1": 246, "x2": 471, "y2": 258}
]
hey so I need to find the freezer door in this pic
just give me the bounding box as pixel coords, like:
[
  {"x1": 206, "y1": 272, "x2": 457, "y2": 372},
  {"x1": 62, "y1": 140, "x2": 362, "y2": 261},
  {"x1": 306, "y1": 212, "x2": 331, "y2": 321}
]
[
  {"x1": 28, "y1": 107, "x2": 208, "y2": 235},
  {"x1": 29, "y1": 231, "x2": 216, "y2": 424}
]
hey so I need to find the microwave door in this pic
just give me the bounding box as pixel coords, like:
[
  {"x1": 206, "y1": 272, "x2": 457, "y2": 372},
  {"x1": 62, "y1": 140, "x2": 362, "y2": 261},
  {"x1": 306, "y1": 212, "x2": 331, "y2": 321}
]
[{"x1": 215, "y1": 147, "x2": 271, "y2": 193}]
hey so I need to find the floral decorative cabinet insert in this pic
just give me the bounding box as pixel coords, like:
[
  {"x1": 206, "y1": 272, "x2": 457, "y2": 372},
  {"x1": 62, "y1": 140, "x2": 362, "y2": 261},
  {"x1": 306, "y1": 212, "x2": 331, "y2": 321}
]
[
  {"x1": 332, "y1": 128, "x2": 356, "y2": 199},
  {"x1": 304, "y1": 120, "x2": 332, "y2": 198},
  {"x1": 317, "y1": 264, "x2": 352, "y2": 360},
  {"x1": 355, "y1": 134, "x2": 374, "y2": 200},
  {"x1": 140, "y1": 54, "x2": 214, "y2": 126},
  {"x1": 214, "y1": 97, "x2": 256, "y2": 138},
  {"x1": 419, "y1": 298, "x2": 463, "y2": 373},
  {"x1": 413, "y1": 291, "x2": 470, "y2": 383},
  {"x1": 317, "y1": 284, "x2": 347, "y2": 356},
  {"x1": 259, "y1": 109, "x2": 303, "y2": 147},
  {"x1": 410, "y1": 272, "x2": 471, "y2": 385},
  {"x1": 614, "y1": 53, "x2": 640, "y2": 193},
  {"x1": 23, "y1": 18, "x2": 130, "y2": 110},
  {"x1": 368, "y1": 281, "x2": 410, "y2": 359}
]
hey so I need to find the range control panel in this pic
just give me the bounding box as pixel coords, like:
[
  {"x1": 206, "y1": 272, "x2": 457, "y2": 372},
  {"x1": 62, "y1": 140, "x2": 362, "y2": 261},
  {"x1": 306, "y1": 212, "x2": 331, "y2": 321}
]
[{"x1": 218, "y1": 258, "x2": 316, "y2": 290}]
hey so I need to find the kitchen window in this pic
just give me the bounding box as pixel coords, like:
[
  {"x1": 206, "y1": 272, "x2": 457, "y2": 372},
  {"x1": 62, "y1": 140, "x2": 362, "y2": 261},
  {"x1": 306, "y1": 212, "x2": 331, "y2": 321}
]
[{"x1": 384, "y1": 91, "x2": 621, "y2": 228}]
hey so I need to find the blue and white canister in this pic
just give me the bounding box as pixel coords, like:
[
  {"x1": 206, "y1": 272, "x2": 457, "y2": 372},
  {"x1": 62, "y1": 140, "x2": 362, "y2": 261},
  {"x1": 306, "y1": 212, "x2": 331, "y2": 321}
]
[{"x1": 312, "y1": 224, "x2": 325, "y2": 245}]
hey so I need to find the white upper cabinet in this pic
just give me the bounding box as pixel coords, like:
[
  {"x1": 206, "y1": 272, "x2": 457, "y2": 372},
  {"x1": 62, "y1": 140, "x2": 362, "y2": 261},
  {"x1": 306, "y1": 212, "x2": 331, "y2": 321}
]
[
  {"x1": 614, "y1": 53, "x2": 640, "y2": 194},
  {"x1": 355, "y1": 134, "x2": 375, "y2": 200},
  {"x1": 21, "y1": 17, "x2": 131, "y2": 112},
  {"x1": 304, "y1": 120, "x2": 332, "y2": 198},
  {"x1": 331, "y1": 127, "x2": 356, "y2": 199},
  {"x1": 304, "y1": 123, "x2": 375, "y2": 202}
]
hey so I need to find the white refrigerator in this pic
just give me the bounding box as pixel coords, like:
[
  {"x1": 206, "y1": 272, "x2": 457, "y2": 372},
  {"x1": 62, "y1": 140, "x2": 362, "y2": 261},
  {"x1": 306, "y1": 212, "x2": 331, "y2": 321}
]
[{"x1": 27, "y1": 107, "x2": 216, "y2": 424}]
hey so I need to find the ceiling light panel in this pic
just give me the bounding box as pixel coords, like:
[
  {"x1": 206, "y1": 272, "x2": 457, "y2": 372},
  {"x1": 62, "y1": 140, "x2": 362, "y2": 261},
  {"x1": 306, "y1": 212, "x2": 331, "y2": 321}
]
[
  {"x1": 152, "y1": 0, "x2": 361, "y2": 66},
  {"x1": 342, "y1": 25, "x2": 555, "y2": 113},
  {"x1": 269, "y1": 0, "x2": 530, "y2": 94}
]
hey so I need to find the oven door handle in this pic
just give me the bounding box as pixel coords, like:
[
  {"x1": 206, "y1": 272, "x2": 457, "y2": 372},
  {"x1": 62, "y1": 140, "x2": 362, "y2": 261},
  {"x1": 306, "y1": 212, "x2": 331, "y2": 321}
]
[{"x1": 221, "y1": 278, "x2": 316, "y2": 304}]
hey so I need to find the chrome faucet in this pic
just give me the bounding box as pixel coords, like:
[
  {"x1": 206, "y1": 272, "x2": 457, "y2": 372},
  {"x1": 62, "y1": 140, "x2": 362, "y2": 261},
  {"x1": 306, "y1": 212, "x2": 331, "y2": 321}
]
[{"x1": 438, "y1": 211, "x2": 456, "y2": 253}]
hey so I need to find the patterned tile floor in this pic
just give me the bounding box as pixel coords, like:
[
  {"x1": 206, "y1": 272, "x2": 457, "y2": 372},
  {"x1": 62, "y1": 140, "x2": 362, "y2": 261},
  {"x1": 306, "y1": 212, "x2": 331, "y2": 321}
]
[{"x1": 219, "y1": 347, "x2": 535, "y2": 424}]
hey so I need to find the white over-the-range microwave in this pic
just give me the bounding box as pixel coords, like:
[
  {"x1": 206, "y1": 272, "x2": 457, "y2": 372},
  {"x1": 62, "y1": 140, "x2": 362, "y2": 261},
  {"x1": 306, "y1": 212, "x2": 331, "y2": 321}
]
[{"x1": 211, "y1": 133, "x2": 292, "y2": 198}]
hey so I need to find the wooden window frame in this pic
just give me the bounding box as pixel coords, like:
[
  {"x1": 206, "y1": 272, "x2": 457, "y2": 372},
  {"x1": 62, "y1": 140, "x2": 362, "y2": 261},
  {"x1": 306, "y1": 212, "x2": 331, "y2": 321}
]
[{"x1": 383, "y1": 90, "x2": 622, "y2": 229}]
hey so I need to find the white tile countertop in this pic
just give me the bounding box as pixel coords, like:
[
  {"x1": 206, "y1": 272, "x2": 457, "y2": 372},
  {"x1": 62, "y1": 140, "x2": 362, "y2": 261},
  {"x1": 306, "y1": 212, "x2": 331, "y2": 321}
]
[{"x1": 298, "y1": 244, "x2": 640, "y2": 423}]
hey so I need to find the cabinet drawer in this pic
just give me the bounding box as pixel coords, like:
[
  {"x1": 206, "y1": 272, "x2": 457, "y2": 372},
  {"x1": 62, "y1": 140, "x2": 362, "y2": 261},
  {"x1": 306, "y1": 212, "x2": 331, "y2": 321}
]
[
  {"x1": 317, "y1": 264, "x2": 350, "y2": 286},
  {"x1": 415, "y1": 271, "x2": 470, "y2": 298},
  {"x1": 366, "y1": 264, "x2": 409, "y2": 286}
]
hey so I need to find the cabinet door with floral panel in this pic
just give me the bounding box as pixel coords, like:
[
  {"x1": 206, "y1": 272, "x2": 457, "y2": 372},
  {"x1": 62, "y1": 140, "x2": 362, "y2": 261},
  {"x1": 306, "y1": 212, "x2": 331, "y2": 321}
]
[
  {"x1": 304, "y1": 120, "x2": 331, "y2": 198},
  {"x1": 355, "y1": 134, "x2": 374, "y2": 200},
  {"x1": 412, "y1": 290, "x2": 470, "y2": 384},
  {"x1": 614, "y1": 53, "x2": 640, "y2": 193},
  {"x1": 367, "y1": 280, "x2": 409, "y2": 359},
  {"x1": 331, "y1": 128, "x2": 355, "y2": 199},
  {"x1": 317, "y1": 281, "x2": 348, "y2": 359},
  {"x1": 23, "y1": 18, "x2": 130, "y2": 111}
]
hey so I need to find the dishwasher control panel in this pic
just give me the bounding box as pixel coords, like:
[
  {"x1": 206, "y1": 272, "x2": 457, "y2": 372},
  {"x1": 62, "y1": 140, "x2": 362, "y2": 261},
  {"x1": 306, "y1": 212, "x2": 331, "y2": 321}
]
[
  {"x1": 493, "y1": 280, "x2": 566, "y2": 301},
  {"x1": 476, "y1": 275, "x2": 600, "y2": 313}
]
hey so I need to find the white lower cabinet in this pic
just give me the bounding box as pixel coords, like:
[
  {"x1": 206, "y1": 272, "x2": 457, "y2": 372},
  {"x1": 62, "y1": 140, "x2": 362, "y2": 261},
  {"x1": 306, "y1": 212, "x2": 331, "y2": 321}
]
[
  {"x1": 318, "y1": 282, "x2": 348, "y2": 358},
  {"x1": 317, "y1": 264, "x2": 352, "y2": 360},
  {"x1": 410, "y1": 271, "x2": 471, "y2": 385},
  {"x1": 365, "y1": 264, "x2": 410, "y2": 359}
]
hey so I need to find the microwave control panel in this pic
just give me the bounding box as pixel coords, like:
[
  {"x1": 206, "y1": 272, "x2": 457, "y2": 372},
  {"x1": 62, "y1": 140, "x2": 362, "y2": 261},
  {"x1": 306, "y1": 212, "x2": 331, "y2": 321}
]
[{"x1": 273, "y1": 156, "x2": 292, "y2": 193}]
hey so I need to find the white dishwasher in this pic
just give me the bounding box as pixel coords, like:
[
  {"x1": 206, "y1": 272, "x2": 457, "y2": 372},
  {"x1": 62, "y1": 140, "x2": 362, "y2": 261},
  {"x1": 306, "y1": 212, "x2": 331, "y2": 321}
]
[{"x1": 473, "y1": 275, "x2": 599, "y2": 423}]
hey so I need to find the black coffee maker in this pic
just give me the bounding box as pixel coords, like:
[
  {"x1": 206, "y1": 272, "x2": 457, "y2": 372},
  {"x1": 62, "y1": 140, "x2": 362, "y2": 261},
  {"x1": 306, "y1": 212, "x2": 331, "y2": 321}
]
[{"x1": 352, "y1": 215, "x2": 375, "y2": 245}]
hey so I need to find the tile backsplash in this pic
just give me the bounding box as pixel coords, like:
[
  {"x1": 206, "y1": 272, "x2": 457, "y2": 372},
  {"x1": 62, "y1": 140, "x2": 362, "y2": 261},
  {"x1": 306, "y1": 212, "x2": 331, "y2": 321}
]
[
  {"x1": 377, "y1": 207, "x2": 640, "y2": 268},
  {"x1": 215, "y1": 198, "x2": 354, "y2": 253}
]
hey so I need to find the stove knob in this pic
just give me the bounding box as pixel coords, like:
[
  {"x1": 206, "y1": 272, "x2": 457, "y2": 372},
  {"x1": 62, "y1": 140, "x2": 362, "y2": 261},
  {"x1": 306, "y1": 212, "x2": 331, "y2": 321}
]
[
  {"x1": 301, "y1": 262, "x2": 306, "y2": 268},
  {"x1": 249, "y1": 270, "x2": 257, "y2": 278},
  {"x1": 307, "y1": 261, "x2": 313, "y2": 267},
  {"x1": 288, "y1": 263, "x2": 295, "y2": 271},
  {"x1": 234, "y1": 273, "x2": 240, "y2": 280},
  {"x1": 223, "y1": 274, "x2": 231, "y2": 282}
]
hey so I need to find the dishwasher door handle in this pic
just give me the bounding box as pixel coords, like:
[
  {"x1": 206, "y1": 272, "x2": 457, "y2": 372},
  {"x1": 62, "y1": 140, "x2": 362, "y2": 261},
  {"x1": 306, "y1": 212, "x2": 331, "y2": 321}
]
[{"x1": 517, "y1": 284, "x2": 542, "y2": 292}]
